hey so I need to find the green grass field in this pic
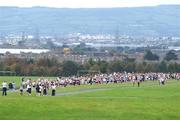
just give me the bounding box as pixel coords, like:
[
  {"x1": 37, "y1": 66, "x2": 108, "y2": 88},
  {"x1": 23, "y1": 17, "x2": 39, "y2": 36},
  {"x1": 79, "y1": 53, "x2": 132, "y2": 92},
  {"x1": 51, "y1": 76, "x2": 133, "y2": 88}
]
[{"x1": 0, "y1": 78, "x2": 179, "y2": 120}]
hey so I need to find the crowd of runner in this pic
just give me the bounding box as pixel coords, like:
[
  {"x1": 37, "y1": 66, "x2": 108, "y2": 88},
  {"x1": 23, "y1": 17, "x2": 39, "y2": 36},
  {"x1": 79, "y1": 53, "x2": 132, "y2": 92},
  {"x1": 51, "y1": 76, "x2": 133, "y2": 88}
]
[{"x1": 1, "y1": 72, "x2": 180, "y2": 96}]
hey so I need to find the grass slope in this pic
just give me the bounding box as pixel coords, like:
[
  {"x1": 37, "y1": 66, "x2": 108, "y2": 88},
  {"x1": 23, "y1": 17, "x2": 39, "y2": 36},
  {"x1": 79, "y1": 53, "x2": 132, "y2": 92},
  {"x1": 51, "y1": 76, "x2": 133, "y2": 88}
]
[{"x1": 0, "y1": 80, "x2": 179, "y2": 120}]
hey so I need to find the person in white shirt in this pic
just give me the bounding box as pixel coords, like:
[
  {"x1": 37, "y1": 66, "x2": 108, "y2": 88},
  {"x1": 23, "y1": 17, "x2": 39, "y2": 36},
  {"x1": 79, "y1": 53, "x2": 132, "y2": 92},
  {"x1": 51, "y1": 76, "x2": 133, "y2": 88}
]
[
  {"x1": 2, "y1": 81, "x2": 7, "y2": 96},
  {"x1": 12, "y1": 81, "x2": 16, "y2": 91},
  {"x1": 27, "y1": 84, "x2": 32, "y2": 96},
  {"x1": 39, "y1": 85, "x2": 43, "y2": 96}
]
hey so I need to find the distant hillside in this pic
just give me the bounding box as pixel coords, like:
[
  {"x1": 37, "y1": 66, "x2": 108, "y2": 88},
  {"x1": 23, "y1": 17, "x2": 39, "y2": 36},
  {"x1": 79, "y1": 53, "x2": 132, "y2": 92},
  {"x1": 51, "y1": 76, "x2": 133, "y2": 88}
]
[{"x1": 0, "y1": 5, "x2": 180, "y2": 36}]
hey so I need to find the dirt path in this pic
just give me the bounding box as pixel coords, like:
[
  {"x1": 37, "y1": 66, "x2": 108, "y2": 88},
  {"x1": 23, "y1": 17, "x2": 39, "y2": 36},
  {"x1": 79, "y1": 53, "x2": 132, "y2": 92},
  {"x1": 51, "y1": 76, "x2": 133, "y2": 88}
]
[{"x1": 56, "y1": 88, "x2": 111, "y2": 96}]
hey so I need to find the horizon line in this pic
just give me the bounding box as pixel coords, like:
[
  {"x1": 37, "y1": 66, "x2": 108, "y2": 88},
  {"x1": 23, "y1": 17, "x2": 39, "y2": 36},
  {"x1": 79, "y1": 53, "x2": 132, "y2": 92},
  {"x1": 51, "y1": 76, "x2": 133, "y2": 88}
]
[{"x1": 0, "y1": 4, "x2": 180, "y2": 9}]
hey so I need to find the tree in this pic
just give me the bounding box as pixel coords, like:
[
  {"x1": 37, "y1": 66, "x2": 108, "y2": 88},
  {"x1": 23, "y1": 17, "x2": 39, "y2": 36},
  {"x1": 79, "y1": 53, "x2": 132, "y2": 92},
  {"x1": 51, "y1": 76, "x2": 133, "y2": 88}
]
[
  {"x1": 89, "y1": 64, "x2": 100, "y2": 72},
  {"x1": 158, "y1": 61, "x2": 168, "y2": 72},
  {"x1": 144, "y1": 63, "x2": 157, "y2": 72},
  {"x1": 108, "y1": 61, "x2": 125, "y2": 72},
  {"x1": 87, "y1": 58, "x2": 96, "y2": 66},
  {"x1": 135, "y1": 63, "x2": 145, "y2": 72},
  {"x1": 167, "y1": 62, "x2": 180, "y2": 72},
  {"x1": 61, "y1": 61, "x2": 79, "y2": 76},
  {"x1": 48, "y1": 66, "x2": 61, "y2": 76},
  {"x1": 36, "y1": 58, "x2": 59, "y2": 67},
  {"x1": 164, "y1": 51, "x2": 178, "y2": 61},
  {"x1": 99, "y1": 61, "x2": 108, "y2": 73},
  {"x1": 144, "y1": 50, "x2": 159, "y2": 61}
]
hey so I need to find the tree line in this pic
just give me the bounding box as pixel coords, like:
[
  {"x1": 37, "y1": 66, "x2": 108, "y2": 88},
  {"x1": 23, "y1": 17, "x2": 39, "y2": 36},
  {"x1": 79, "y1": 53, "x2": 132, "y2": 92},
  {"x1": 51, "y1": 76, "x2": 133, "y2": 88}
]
[
  {"x1": 144, "y1": 50, "x2": 178, "y2": 61},
  {"x1": 0, "y1": 56, "x2": 179, "y2": 76}
]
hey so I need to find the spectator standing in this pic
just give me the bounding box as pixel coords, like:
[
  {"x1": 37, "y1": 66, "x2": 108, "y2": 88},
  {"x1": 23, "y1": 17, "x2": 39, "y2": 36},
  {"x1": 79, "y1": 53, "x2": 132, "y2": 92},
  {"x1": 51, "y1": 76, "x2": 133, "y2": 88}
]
[{"x1": 2, "y1": 81, "x2": 7, "y2": 96}]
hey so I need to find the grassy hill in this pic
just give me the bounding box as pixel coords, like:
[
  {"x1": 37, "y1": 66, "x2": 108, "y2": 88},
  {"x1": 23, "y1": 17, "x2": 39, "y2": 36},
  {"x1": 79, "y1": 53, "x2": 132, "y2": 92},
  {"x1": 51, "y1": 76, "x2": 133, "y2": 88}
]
[{"x1": 0, "y1": 79, "x2": 179, "y2": 120}]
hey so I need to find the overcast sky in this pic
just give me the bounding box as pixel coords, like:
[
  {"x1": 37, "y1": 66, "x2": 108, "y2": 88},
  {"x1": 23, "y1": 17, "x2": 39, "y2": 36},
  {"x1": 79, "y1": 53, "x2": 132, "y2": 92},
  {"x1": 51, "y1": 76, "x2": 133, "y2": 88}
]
[{"x1": 0, "y1": 0, "x2": 180, "y2": 8}]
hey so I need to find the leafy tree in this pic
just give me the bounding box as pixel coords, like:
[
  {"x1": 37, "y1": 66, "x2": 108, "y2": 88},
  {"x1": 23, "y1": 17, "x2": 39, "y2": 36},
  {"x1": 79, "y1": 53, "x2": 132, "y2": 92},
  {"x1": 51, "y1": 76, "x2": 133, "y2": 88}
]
[
  {"x1": 48, "y1": 66, "x2": 61, "y2": 76},
  {"x1": 99, "y1": 61, "x2": 108, "y2": 73},
  {"x1": 124, "y1": 62, "x2": 135, "y2": 72},
  {"x1": 89, "y1": 64, "x2": 100, "y2": 72},
  {"x1": 73, "y1": 42, "x2": 97, "y2": 54},
  {"x1": 144, "y1": 50, "x2": 159, "y2": 61},
  {"x1": 108, "y1": 61, "x2": 125, "y2": 72},
  {"x1": 164, "y1": 51, "x2": 178, "y2": 61},
  {"x1": 158, "y1": 61, "x2": 168, "y2": 72},
  {"x1": 144, "y1": 63, "x2": 157, "y2": 72},
  {"x1": 1, "y1": 57, "x2": 180, "y2": 76},
  {"x1": 88, "y1": 58, "x2": 96, "y2": 66},
  {"x1": 10, "y1": 63, "x2": 21, "y2": 75},
  {"x1": 167, "y1": 62, "x2": 180, "y2": 72},
  {"x1": 135, "y1": 63, "x2": 145, "y2": 72},
  {"x1": 61, "y1": 61, "x2": 79, "y2": 76}
]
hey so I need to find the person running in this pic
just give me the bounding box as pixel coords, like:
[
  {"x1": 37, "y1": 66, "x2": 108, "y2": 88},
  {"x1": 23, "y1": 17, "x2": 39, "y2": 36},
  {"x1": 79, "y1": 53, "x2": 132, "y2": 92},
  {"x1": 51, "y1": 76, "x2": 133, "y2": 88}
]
[
  {"x1": 12, "y1": 81, "x2": 16, "y2": 91},
  {"x1": 159, "y1": 74, "x2": 165, "y2": 85},
  {"x1": 27, "y1": 83, "x2": 32, "y2": 96},
  {"x1": 43, "y1": 84, "x2": 48, "y2": 96},
  {"x1": 132, "y1": 75, "x2": 136, "y2": 87},
  {"x1": 161, "y1": 76, "x2": 165, "y2": 85},
  {"x1": 51, "y1": 83, "x2": 56, "y2": 96},
  {"x1": 36, "y1": 84, "x2": 41, "y2": 96},
  {"x1": 2, "y1": 81, "x2": 7, "y2": 96},
  {"x1": 8, "y1": 82, "x2": 13, "y2": 91},
  {"x1": 137, "y1": 75, "x2": 142, "y2": 87},
  {"x1": 39, "y1": 84, "x2": 43, "y2": 96},
  {"x1": 20, "y1": 85, "x2": 23, "y2": 96}
]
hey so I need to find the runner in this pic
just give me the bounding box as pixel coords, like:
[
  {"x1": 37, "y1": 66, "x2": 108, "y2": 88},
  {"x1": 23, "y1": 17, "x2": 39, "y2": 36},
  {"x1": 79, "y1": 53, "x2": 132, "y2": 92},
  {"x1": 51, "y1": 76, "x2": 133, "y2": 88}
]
[
  {"x1": 51, "y1": 83, "x2": 56, "y2": 96},
  {"x1": 36, "y1": 84, "x2": 41, "y2": 96},
  {"x1": 20, "y1": 85, "x2": 23, "y2": 96},
  {"x1": 43, "y1": 84, "x2": 48, "y2": 96},
  {"x1": 27, "y1": 83, "x2": 32, "y2": 96}
]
